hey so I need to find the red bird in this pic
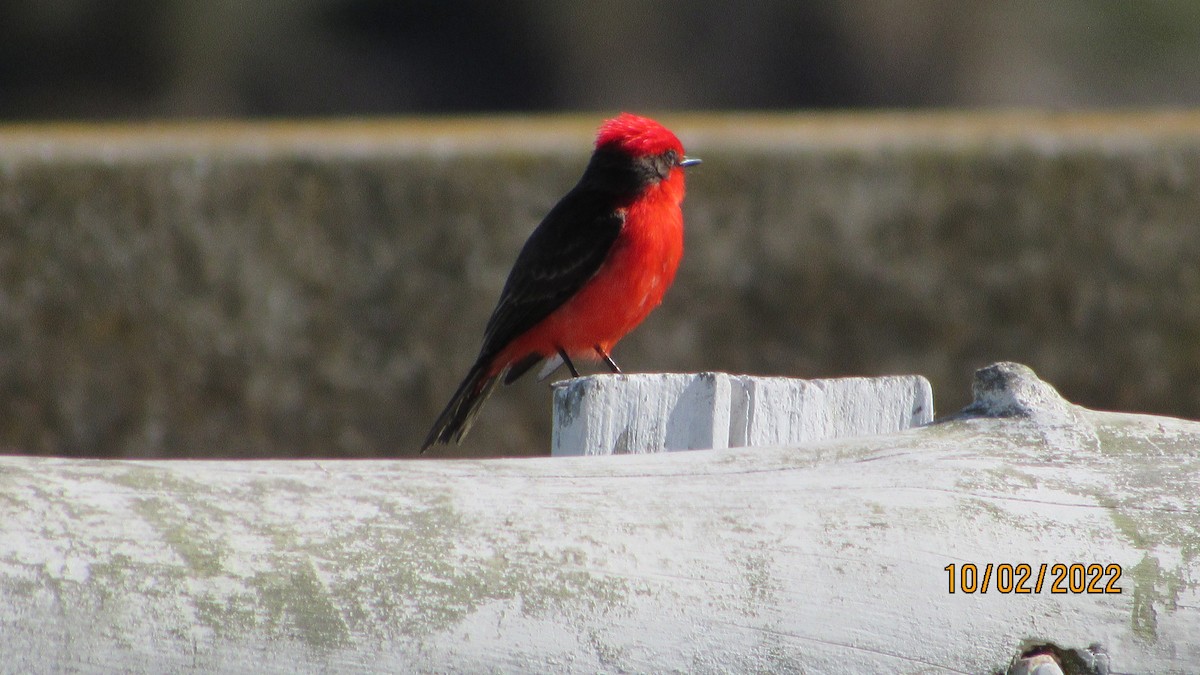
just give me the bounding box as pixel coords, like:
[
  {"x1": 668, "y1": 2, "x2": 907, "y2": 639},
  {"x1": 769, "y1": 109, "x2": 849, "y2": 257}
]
[{"x1": 422, "y1": 113, "x2": 700, "y2": 451}]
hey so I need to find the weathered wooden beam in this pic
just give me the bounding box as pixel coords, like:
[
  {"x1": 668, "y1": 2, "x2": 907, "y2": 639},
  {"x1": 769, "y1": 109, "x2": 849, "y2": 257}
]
[
  {"x1": 551, "y1": 373, "x2": 933, "y2": 455},
  {"x1": 1, "y1": 363, "x2": 1197, "y2": 673}
]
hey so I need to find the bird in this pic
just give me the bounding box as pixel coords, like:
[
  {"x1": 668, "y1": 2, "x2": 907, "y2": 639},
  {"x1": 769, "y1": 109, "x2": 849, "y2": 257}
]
[{"x1": 422, "y1": 113, "x2": 700, "y2": 452}]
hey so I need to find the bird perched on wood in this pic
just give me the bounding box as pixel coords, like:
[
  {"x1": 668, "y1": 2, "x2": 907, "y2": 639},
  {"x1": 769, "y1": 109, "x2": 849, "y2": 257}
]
[{"x1": 423, "y1": 113, "x2": 700, "y2": 451}]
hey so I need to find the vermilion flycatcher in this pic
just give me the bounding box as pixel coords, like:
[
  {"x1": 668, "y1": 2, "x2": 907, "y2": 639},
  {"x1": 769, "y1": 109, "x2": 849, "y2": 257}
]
[{"x1": 422, "y1": 113, "x2": 699, "y2": 451}]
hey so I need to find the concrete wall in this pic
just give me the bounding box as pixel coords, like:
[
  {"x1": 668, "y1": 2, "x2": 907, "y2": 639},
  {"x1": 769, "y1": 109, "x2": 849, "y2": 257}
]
[{"x1": 2, "y1": 113, "x2": 1199, "y2": 457}]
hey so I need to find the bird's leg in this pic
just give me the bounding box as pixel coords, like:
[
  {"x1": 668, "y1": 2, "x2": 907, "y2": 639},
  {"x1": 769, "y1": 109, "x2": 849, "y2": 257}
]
[
  {"x1": 557, "y1": 347, "x2": 580, "y2": 378},
  {"x1": 594, "y1": 345, "x2": 622, "y2": 374}
]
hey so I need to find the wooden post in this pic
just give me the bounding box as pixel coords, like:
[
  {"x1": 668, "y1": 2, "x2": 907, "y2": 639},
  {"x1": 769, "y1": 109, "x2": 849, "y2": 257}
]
[{"x1": 551, "y1": 373, "x2": 933, "y2": 455}]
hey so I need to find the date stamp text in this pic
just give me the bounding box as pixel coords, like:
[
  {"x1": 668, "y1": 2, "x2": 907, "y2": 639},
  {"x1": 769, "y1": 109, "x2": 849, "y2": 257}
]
[{"x1": 944, "y1": 563, "x2": 1122, "y2": 594}]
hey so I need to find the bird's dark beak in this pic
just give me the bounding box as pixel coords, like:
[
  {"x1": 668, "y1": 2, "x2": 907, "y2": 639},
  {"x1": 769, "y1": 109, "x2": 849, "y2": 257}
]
[{"x1": 680, "y1": 156, "x2": 701, "y2": 168}]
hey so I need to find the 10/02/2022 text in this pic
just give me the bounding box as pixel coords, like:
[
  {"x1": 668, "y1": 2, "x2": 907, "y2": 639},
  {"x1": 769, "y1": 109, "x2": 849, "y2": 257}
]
[{"x1": 945, "y1": 563, "x2": 1122, "y2": 594}]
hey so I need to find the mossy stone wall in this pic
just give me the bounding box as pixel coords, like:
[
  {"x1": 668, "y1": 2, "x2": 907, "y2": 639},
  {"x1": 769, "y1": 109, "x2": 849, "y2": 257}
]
[{"x1": 2, "y1": 114, "x2": 1198, "y2": 457}]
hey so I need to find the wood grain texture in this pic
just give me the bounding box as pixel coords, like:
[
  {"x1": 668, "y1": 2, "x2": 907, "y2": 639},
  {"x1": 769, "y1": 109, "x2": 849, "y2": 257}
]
[{"x1": 551, "y1": 373, "x2": 933, "y2": 455}]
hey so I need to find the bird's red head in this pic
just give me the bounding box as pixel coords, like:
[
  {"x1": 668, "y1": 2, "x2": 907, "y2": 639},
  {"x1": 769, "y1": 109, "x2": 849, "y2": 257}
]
[{"x1": 595, "y1": 113, "x2": 685, "y2": 159}]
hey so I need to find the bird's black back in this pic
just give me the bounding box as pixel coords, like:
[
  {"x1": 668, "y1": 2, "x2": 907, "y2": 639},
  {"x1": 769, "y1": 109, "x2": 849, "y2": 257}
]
[{"x1": 476, "y1": 146, "x2": 678, "y2": 369}]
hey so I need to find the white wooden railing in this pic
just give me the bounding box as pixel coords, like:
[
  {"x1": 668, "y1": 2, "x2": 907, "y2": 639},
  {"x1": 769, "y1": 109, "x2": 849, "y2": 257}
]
[{"x1": 2, "y1": 363, "x2": 1196, "y2": 673}]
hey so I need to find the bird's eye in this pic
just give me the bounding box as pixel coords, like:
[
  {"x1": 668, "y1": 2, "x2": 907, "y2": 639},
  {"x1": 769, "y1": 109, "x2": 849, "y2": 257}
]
[{"x1": 663, "y1": 150, "x2": 678, "y2": 165}]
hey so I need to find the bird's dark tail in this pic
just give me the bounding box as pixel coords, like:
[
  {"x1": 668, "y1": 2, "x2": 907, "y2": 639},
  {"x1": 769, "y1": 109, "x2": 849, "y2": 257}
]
[{"x1": 421, "y1": 362, "x2": 501, "y2": 452}]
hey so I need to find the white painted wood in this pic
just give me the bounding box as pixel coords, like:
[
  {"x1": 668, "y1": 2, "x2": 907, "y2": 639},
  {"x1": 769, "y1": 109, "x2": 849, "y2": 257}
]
[
  {"x1": 732, "y1": 374, "x2": 933, "y2": 447},
  {"x1": 551, "y1": 372, "x2": 734, "y2": 456},
  {"x1": 1, "y1": 363, "x2": 1197, "y2": 673},
  {"x1": 551, "y1": 372, "x2": 933, "y2": 456}
]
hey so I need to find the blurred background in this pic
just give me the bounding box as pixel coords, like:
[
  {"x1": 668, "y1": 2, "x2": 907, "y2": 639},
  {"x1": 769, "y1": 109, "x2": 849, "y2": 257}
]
[
  {"x1": 3, "y1": 1, "x2": 1200, "y2": 459},
  {"x1": 3, "y1": 0, "x2": 1200, "y2": 119}
]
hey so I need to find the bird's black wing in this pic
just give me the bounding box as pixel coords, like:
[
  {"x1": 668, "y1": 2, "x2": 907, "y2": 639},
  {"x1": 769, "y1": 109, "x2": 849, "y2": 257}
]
[
  {"x1": 421, "y1": 191, "x2": 620, "y2": 451},
  {"x1": 477, "y1": 188, "x2": 624, "y2": 368}
]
